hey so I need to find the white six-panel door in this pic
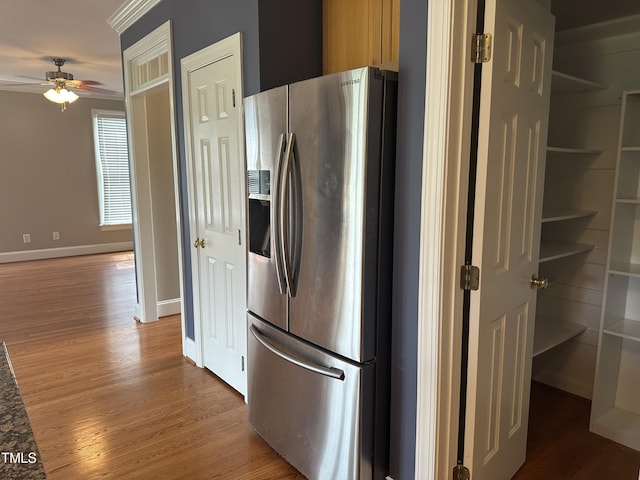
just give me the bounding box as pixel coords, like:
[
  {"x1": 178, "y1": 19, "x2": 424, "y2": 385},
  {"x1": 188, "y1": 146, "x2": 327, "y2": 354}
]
[
  {"x1": 182, "y1": 35, "x2": 247, "y2": 396},
  {"x1": 464, "y1": 0, "x2": 554, "y2": 478}
]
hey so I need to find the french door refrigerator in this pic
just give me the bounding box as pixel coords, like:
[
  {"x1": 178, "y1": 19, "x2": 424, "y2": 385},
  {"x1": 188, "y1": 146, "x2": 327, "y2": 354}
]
[{"x1": 244, "y1": 66, "x2": 397, "y2": 480}]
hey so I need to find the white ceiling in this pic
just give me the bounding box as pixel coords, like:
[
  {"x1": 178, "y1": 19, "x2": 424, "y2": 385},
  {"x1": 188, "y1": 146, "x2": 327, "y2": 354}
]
[
  {"x1": 552, "y1": 0, "x2": 640, "y2": 31},
  {"x1": 0, "y1": 0, "x2": 125, "y2": 99}
]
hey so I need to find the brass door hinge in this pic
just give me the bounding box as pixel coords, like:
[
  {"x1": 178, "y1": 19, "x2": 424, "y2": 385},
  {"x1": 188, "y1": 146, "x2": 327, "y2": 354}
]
[
  {"x1": 461, "y1": 265, "x2": 480, "y2": 291},
  {"x1": 232, "y1": 88, "x2": 236, "y2": 107},
  {"x1": 471, "y1": 33, "x2": 492, "y2": 63},
  {"x1": 453, "y1": 464, "x2": 470, "y2": 480}
]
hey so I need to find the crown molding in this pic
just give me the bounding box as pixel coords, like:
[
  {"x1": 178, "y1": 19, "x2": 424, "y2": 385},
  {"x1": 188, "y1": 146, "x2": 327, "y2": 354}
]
[{"x1": 107, "y1": 0, "x2": 162, "y2": 35}]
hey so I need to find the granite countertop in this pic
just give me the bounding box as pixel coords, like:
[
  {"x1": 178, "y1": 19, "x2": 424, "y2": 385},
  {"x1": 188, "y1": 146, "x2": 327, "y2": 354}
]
[{"x1": 0, "y1": 342, "x2": 47, "y2": 479}]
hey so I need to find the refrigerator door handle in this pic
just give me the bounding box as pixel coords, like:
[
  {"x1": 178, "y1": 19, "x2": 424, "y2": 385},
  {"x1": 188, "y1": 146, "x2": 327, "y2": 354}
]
[
  {"x1": 249, "y1": 324, "x2": 345, "y2": 380},
  {"x1": 280, "y1": 132, "x2": 296, "y2": 297},
  {"x1": 273, "y1": 133, "x2": 287, "y2": 295}
]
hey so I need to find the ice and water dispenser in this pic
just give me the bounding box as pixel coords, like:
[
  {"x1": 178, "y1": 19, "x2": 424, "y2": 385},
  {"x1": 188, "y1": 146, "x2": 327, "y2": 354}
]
[{"x1": 247, "y1": 170, "x2": 271, "y2": 258}]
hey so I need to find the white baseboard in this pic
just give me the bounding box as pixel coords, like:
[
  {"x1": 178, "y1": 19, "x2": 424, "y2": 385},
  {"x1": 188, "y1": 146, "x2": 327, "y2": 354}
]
[
  {"x1": 157, "y1": 298, "x2": 180, "y2": 317},
  {"x1": 183, "y1": 337, "x2": 198, "y2": 364},
  {"x1": 0, "y1": 242, "x2": 134, "y2": 264}
]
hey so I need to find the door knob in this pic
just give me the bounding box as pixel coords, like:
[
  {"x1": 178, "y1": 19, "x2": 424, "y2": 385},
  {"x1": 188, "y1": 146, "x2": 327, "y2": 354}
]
[
  {"x1": 193, "y1": 238, "x2": 206, "y2": 249},
  {"x1": 529, "y1": 274, "x2": 548, "y2": 290}
]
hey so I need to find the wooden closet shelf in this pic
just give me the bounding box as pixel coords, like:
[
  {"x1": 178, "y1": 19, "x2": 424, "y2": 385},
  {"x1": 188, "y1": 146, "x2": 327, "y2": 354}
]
[
  {"x1": 546, "y1": 146, "x2": 603, "y2": 155},
  {"x1": 609, "y1": 262, "x2": 640, "y2": 278},
  {"x1": 616, "y1": 197, "x2": 640, "y2": 204},
  {"x1": 533, "y1": 316, "x2": 587, "y2": 357},
  {"x1": 551, "y1": 70, "x2": 605, "y2": 93},
  {"x1": 539, "y1": 242, "x2": 593, "y2": 262},
  {"x1": 603, "y1": 319, "x2": 640, "y2": 342},
  {"x1": 541, "y1": 209, "x2": 597, "y2": 222}
]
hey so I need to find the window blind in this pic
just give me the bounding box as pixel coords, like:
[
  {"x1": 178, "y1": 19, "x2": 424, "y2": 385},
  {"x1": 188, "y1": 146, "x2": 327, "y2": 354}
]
[{"x1": 92, "y1": 110, "x2": 132, "y2": 226}]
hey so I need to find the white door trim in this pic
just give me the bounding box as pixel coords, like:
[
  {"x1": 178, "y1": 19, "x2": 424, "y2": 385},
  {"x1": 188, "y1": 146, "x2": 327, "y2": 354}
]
[
  {"x1": 123, "y1": 21, "x2": 187, "y2": 350},
  {"x1": 415, "y1": 1, "x2": 477, "y2": 478},
  {"x1": 180, "y1": 33, "x2": 245, "y2": 369}
]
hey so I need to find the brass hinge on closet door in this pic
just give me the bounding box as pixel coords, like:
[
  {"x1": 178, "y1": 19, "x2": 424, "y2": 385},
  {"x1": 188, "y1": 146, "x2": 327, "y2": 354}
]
[
  {"x1": 471, "y1": 33, "x2": 492, "y2": 63},
  {"x1": 453, "y1": 464, "x2": 470, "y2": 480},
  {"x1": 460, "y1": 265, "x2": 480, "y2": 291}
]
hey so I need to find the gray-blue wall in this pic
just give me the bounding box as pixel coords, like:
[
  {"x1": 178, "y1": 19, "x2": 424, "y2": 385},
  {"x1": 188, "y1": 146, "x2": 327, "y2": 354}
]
[
  {"x1": 388, "y1": 0, "x2": 427, "y2": 477},
  {"x1": 121, "y1": 0, "x2": 427, "y2": 477}
]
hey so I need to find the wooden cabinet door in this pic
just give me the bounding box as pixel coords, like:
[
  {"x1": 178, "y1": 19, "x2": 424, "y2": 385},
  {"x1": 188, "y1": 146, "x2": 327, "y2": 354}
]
[{"x1": 323, "y1": 0, "x2": 399, "y2": 74}]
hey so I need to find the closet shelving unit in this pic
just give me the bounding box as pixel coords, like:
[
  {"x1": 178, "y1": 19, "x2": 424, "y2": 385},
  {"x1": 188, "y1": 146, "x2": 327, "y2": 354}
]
[
  {"x1": 590, "y1": 90, "x2": 640, "y2": 451},
  {"x1": 533, "y1": 70, "x2": 605, "y2": 358}
]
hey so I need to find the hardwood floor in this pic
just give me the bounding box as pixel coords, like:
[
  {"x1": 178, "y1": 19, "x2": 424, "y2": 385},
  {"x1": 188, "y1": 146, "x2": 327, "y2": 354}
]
[
  {"x1": 514, "y1": 382, "x2": 640, "y2": 480},
  {"x1": 0, "y1": 253, "x2": 304, "y2": 479},
  {"x1": 2, "y1": 252, "x2": 640, "y2": 479}
]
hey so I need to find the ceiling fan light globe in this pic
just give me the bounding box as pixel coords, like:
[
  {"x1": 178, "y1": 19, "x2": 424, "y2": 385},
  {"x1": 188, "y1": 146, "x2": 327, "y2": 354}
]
[
  {"x1": 59, "y1": 88, "x2": 79, "y2": 103},
  {"x1": 43, "y1": 88, "x2": 66, "y2": 103},
  {"x1": 43, "y1": 87, "x2": 79, "y2": 104},
  {"x1": 66, "y1": 90, "x2": 79, "y2": 103}
]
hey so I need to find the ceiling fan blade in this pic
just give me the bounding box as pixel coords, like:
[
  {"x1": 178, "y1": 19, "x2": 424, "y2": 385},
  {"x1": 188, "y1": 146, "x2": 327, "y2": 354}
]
[
  {"x1": 0, "y1": 81, "x2": 42, "y2": 87},
  {"x1": 4, "y1": 60, "x2": 119, "y2": 97},
  {"x1": 72, "y1": 84, "x2": 118, "y2": 95},
  {"x1": 67, "y1": 79, "x2": 104, "y2": 88},
  {"x1": 16, "y1": 74, "x2": 48, "y2": 82},
  {"x1": 79, "y1": 80, "x2": 104, "y2": 86}
]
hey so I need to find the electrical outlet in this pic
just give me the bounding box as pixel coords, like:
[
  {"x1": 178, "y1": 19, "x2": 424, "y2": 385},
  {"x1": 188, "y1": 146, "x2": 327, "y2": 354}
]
[
  {"x1": 22, "y1": 233, "x2": 31, "y2": 243},
  {"x1": 53, "y1": 231, "x2": 60, "y2": 240}
]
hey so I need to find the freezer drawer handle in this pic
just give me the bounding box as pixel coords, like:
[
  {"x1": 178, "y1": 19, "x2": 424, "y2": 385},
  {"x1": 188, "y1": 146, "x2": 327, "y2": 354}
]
[{"x1": 250, "y1": 325, "x2": 345, "y2": 381}]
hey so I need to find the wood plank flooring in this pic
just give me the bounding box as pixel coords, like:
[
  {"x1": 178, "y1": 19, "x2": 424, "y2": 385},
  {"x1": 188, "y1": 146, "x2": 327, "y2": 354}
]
[
  {"x1": 2, "y1": 252, "x2": 640, "y2": 479},
  {"x1": 0, "y1": 253, "x2": 304, "y2": 479},
  {"x1": 514, "y1": 382, "x2": 640, "y2": 479}
]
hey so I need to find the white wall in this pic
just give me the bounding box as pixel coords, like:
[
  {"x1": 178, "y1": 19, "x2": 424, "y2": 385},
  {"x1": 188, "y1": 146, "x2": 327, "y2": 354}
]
[{"x1": 146, "y1": 88, "x2": 180, "y2": 303}]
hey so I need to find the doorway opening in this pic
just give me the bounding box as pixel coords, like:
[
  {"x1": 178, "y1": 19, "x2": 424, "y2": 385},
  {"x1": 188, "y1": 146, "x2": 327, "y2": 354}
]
[{"x1": 123, "y1": 21, "x2": 187, "y2": 353}]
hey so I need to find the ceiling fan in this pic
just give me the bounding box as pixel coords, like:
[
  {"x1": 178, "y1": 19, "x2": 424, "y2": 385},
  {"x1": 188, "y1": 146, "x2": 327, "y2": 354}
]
[
  {"x1": 42, "y1": 58, "x2": 117, "y2": 109},
  {"x1": 44, "y1": 58, "x2": 114, "y2": 94},
  {"x1": 1, "y1": 57, "x2": 117, "y2": 110}
]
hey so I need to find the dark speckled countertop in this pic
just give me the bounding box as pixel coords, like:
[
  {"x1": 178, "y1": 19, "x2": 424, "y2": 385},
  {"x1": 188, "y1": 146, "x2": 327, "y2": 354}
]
[{"x1": 0, "y1": 342, "x2": 46, "y2": 479}]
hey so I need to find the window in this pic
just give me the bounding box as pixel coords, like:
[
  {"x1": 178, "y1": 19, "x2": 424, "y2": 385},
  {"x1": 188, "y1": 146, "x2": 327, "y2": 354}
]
[{"x1": 92, "y1": 110, "x2": 132, "y2": 229}]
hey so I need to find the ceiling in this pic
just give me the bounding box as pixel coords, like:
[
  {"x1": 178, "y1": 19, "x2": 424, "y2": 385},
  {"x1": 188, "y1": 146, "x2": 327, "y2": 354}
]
[
  {"x1": 0, "y1": 0, "x2": 639, "y2": 101},
  {"x1": 552, "y1": 0, "x2": 640, "y2": 31},
  {"x1": 0, "y1": 0, "x2": 125, "y2": 99}
]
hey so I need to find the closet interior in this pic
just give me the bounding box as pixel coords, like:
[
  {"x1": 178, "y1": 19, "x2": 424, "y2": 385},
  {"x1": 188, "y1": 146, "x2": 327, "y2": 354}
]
[{"x1": 531, "y1": 4, "x2": 640, "y2": 452}]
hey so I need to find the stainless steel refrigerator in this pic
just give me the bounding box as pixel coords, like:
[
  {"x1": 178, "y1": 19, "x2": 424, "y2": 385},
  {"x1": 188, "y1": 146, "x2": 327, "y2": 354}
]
[{"x1": 244, "y1": 66, "x2": 396, "y2": 480}]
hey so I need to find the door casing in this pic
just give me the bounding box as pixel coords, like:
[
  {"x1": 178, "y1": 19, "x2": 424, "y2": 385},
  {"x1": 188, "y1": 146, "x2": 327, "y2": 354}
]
[
  {"x1": 415, "y1": 0, "x2": 478, "y2": 478},
  {"x1": 123, "y1": 21, "x2": 185, "y2": 338},
  {"x1": 416, "y1": 0, "x2": 554, "y2": 478}
]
